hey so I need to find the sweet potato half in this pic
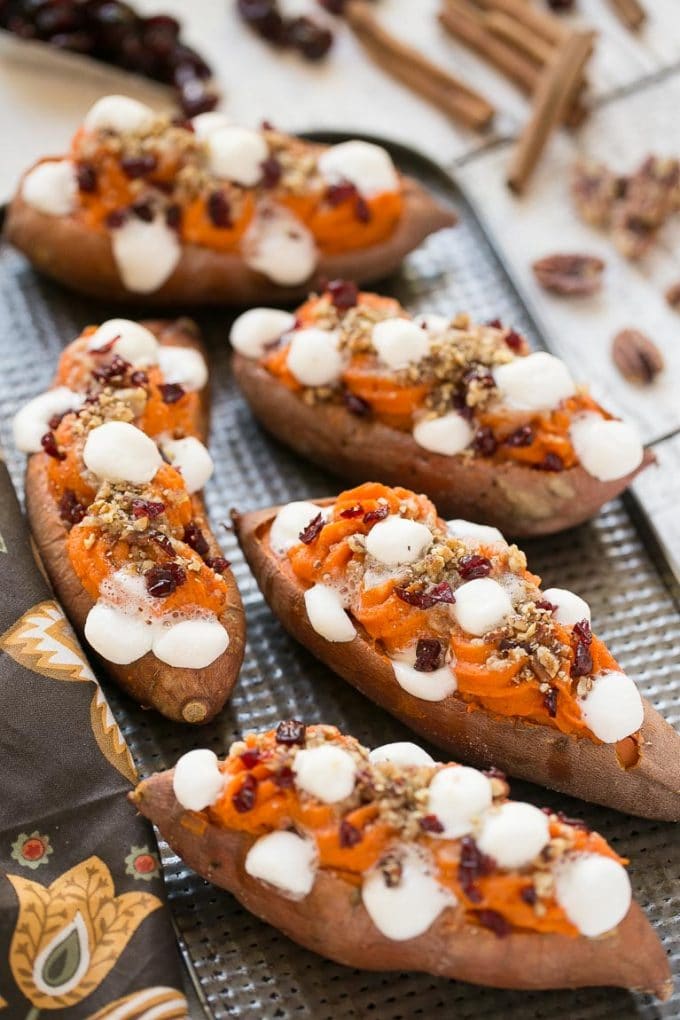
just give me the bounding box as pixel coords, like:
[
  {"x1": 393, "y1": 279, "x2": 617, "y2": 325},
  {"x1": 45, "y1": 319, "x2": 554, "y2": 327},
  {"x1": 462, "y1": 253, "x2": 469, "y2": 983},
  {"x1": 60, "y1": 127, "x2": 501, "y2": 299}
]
[
  {"x1": 233, "y1": 356, "x2": 654, "y2": 537},
  {"x1": 234, "y1": 500, "x2": 680, "y2": 819},
  {"x1": 131, "y1": 767, "x2": 671, "y2": 998},
  {"x1": 25, "y1": 320, "x2": 245, "y2": 723}
]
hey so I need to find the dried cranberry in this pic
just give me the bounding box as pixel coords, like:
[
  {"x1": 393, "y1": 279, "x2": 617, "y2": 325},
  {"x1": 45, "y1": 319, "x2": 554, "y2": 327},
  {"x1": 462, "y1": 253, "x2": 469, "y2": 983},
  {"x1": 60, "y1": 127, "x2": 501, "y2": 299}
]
[
  {"x1": 273, "y1": 765, "x2": 295, "y2": 788},
  {"x1": 132, "y1": 200, "x2": 154, "y2": 222},
  {"x1": 355, "y1": 195, "x2": 371, "y2": 223},
  {"x1": 326, "y1": 279, "x2": 358, "y2": 310},
  {"x1": 177, "y1": 79, "x2": 218, "y2": 118},
  {"x1": 105, "y1": 208, "x2": 127, "y2": 229},
  {"x1": 48, "y1": 410, "x2": 69, "y2": 430},
  {"x1": 286, "y1": 15, "x2": 332, "y2": 60},
  {"x1": 93, "y1": 354, "x2": 131, "y2": 382},
  {"x1": 572, "y1": 641, "x2": 593, "y2": 677},
  {"x1": 205, "y1": 556, "x2": 231, "y2": 574},
  {"x1": 344, "y1": 391, "x2": 371, "y2": 417},
  {"x1": 326, "y1": 180, "x2": 358, "y2": 206},
  {"x1": 536, "y1": 452, "x2": 564, "y2": 472},
  {"x1": 339, "y1": 819, "x2": 362, "y2": 848},
  {"x1": 543, "y1": 687, "x2": 558, "y2": 718},
  {"x1": 40, "y1": 431, "x2": 65, "y2": 460},
  {"x1": 150, "y1": 531, "x2": 175, "y2": 556},
  {"x1": 260, "y1": 154, "x2": 282, "y2": 188},
  {"x1": 144, "y1": 562, "x2": 186, "y2": 597},
  {"x1": 183, "y1": 521, "x2": 210, "y2": 557},
  {"x1": 458, "y1": 836, "x2": 495, "y2": 902},
  {"x1": 130, "y1": 370, "x2": 149, "y2": 387},
  {"x1": 463, "y1": 366, "x2": 495, "y2": 390},
  {"x1": 165, "y1": 204, "x2": 182, "y2": 230},
  {"x1": 487, "y1": 318, "x2": 503, "y2": 329},
  {"x1": 319, "y1": 0, "x2": 346, "y2": 11},
  {"x1": 275, "y1": 719, "x2": 306, "y2": 745},
  {"x1": 159, "y1": 382, "x2": 185, "y2": 404},
  {"x1": 504, "y1": 329, "x2": 524, "y2": 352},
  {"x1": 232, "y1": 772, "x2": 258, "y2": 813},
  {"x1": 240, "y1": 749, "x2": 261, "y2": 769},
  {"x1": 520, "y1": 885, "x2": 537, "y2": 906},
  {"x1": 59, "y1": 489, "x2": 86, "y2": 526},
  {"x1": 476, "y1": 909, "x2": 511, "y2": 937},
  {"x1": 131, "y1": 498, "x2": 165, "y2": 519},
  {"x1": 573, "y1": 619, "x2": 592, "y2": 645},
  {"x1": 76, "y1": 163, "x2": 97, "y2": 193},
  {"x1": 340, "y1": 503, "x2": 364, "y2": 519},
  {"x1": 473, "y1": 426, "x2": 497, "y2": 456},
  {"x1": 414, "y1": 638, "x2": 443, "y2": 672},
  {"x1": 452, "y1": 392, "x2": 474, "y2": 422},
  {"x1": 121, "y1": 153, "x2": 158, "y2": 179},
  {"x1": 505, "y1": 425, "x2": 534, "y2": 448},
  {"x1": 535, "y1": 599, "x2": 557, "y2": 612},
  {"x1": 299, "y1": 512, "x2": 324, "y2": 544},
  {"x1": 395, "y1": 581, "x2": 455, "y2": 610},
  {"x1": 363, "y1": 504, "x2": 389, "y2": 525},
  {"x1": 458, "y1": 555, "x2": 492, "y2": 580},
  {"x1": 419, "y1": 814, "x2": 445, "y2": 834},
  {"x1": 554, "y1": 810, "x2": 590, "y2": 831},
  {"x1": 237, "y1": 0, "x2": 286, "y2": 44},
  {"x1": 207, "y1": 190, "x2": 232, "y2": 228}
]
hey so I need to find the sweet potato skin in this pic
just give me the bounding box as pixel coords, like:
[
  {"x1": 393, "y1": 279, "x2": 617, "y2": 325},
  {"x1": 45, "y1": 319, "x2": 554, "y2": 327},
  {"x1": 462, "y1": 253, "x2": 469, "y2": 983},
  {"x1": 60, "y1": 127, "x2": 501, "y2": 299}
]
[
  {"x1": 4, "y1": 173, "x2": 455, "y2": 305},
  {"x1": 131, "y1": 769, "x2": 672, "y2": 998},
  {"x1": 234, "y1": 502, "x2": 680, "y2": 820},
  {"x1": 25, "y1": 321, "x2": 246, "y2": 724},
  {"x1": 233, "y1": 356, "x2": 654, "y2": 537}
]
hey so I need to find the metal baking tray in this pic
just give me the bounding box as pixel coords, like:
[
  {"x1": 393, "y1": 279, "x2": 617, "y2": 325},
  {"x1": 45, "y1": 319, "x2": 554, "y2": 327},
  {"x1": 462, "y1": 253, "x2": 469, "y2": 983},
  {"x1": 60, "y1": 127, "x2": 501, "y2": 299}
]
[{"x1": 0, "y1": 135, "x2": 677, "y2": 1020}]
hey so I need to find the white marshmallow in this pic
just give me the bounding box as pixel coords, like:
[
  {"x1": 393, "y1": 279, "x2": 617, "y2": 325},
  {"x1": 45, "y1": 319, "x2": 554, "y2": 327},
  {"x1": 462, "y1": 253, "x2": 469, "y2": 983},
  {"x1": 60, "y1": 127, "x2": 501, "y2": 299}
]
[
  {"x1": 369, "y1": 742, "x2": 435, "y2": 767},
  {"x1": 493, "y1": 352, "x2": 576, "y2": 411},
  {"x1": 244, "y1": 203, "x2": 317, "y2": 286},
  {"x1": 245, "y1": 831, "x2": 317, "y2": 898},
  {"x1": 419, "y1": 313, "x2": 449, "y2": 336},
  {"x1": 84, "y1": 421, "x2": 162, "y2": 484},
  {"x1": 13, "y1": 386, "x2": 83, "y2": 453},
  {"x1": 554, "y1": 854, "x2": 631, "y2": 937},
  {"x1": 111, "y1": 215, "x2": 180, "y2": 294},
  {"x1": 362, "y1": 848, "x2": 452, "y2": 941},
  {"x1": 476, "y1": 801, "x2": 550, "y2": 869},
  {"x1": 191, "y1": 111, "x2": 231, "y2": 140},
  {"x1": 22, "y1": 160, "x2": 77, "y2": 216},
  {"x1": 293, "y1": 744, "x2": 357, "y2": 803},
  {"x1": 426, "y1": 766, "x2": 493, "y2": 838},
  {"x1": 446, "y1": 519, "x2": 505, "y2": 546},
  {"x1": 318, "y1": 140, "x2": 399, "y2": 197},
  {"x1": 287, "y1": 329, "x2": 343, "y2": 387},
  {"x1": 152, "y1": 618, "x2": 229, "y2": 669},
  {"x1": 453, "y1": 577, "x2": 513, "y2": 637},
  {"x1": 157, "y1": 346, "x2": 208, "y2": 392},
  {"x1": 172, "y1": 748, "x2": 225, "y2": 812},
  {"x1": 570, "y1": 416, "x2": 643, "y2": 482},
  {"x1": 413, "y1": 413, "x2": 474, "y2": 457},
  {"x1": 87, "y1": 319, "x2": 159, "y2": 367},
  {"x1": 270, "y1": 501, "x2": 325, "y2": 555},
  {"x1": 371, "y1": 318, "x2": 429, "y2": 370},
  {"x1": 84, "y1": 95, "x2": 155, "y2": 135},
  {"x1": 304, "y1": 584, "x2": 356, "y2": 642},
  {"x1": 230, "y1": 308, "x2": 296, "y2": 358},
  {"x1": 161, "y1": 437, "x2": 214, "y2": 494},
  {"x1": 392, "y1": 660, "x2": 457, "y2": 702},
  {"x1": 84, "y1": 602, "x2": 153, "y2": 664},
  {"x1": 207, "y1": 125, "x2": 268, "y2": 185},
  {"x1": 365, "y1": 515, "x2": 432, "y2": 566},
  {"x1": 578, "y1": 670, "x2": 644, "y2": 743},
  {"x1": 542, "y1": 587, "x2": 591, "y2": 627}
]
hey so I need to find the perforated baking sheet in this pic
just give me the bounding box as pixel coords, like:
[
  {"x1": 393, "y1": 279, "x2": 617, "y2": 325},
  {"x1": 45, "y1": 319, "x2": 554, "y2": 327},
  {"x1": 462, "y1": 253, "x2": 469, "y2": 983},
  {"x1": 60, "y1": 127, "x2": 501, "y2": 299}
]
[{"x1": 0, "y1": 141, "x2": 678, "y2": 1020}]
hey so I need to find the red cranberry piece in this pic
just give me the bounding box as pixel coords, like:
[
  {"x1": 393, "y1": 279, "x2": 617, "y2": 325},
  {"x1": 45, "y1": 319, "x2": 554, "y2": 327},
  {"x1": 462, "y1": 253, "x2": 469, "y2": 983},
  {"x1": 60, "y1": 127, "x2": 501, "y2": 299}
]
[
  {"x1": 130, "y1": 369, "x2": 149, "y2": 387},
  {"x1": 232, "y1": 772, "x2": 258, "y2": 812},
  {"x1": 339, "y1": 819, "x2": 362, "y2": 847},
  {"x1": 452, "y1": 392, "x2": 474, "y2": 422},
  {"x1": 520, "y1": 885, "x2": 537, "y2": 905},
  {"x1": 505, "y1": 425, "x2": 534, "y2": 448},
  {"x1": 76, "y1": 163, "x2": 97, "y2": 193},
  {"x1": 159, "y1": 382, "x2": 185, "y2": 404},
  {"x1": 286, "y1": 16, "x2": 333, "y2": 60},
  {"x1": 105, "y1": 208, "x2": 127, "y2": 229},
  {"x1": 299, "y1": 513, "x2": 324, "y2": 544},
  {"x1": 275, "y1": 719, "x2": 306, "y2": 745},
  {"x1": 183, "y1": 521, "x2": 210, "y2": 557},
  {"x1": 504, "y1": 329, "x2": 524, "y2": 351},
  {"x1": 131, "y1": 200, "x2": 154, "y2": 222},
  {"x1": 340, "y1": 503, "x2": 364, "y2": 519},
  {"x1": 355, "y1": 195, "x2": 371, "y2": 223},
  {"x1": 142, "y1": 14, "x2": 179, "y2": 58},
  {"x1": 395, "y1": 581, "x2": 455, "y2": 610},
  {"x1": 206, "y1": 190, "x2": 232, "y2": 228},
  {"x1": 144, "y1": 562, "x2": 186, "y2": 597},
  {"x1": 458, "y1": 554, "x2": 492, "y2": 580},
  {"x1": 237, "y1": 0, "x2": 286, "y2": 43},
  {"x1": 363, "y1": 504, "x2": 389, "y2": 525},
  {"x1": 543, "y1": 687, "x2": 558, "y2": 718},
  {"x1": 260, "y1": 155, "x2": 282, "y2": 188},
  {"x1": 414, "y1": 638, "x2": 443, "y2": 672},
  {"x1": 150, "y1": 531, "x2": 175, "y2": 556},
  {"x1": 419, "y1": 814, "x2": 445, "y2": 834},
  {"x1": 59, "y1": 489, "x2": 86, "y2": 526},
  {"x1": 573, "y1": 619, "x2": 592, "y2": 645},
  {"x1": 536, "y1": 452, "x2": 564, "y2": 471},
  {"x1": 48, "y1": 409, "x2": 70, "y2": 430},
  {"x1": 476, "y1": 909, "x2": 511, "y2": 937},
  {"x1": 458, "y1": 836, "x2": 496, "y2": 903},
  {"x1": 553, "y1": 810, "x2": 590, "y2": 831},
  {"x1": 93, "y1": 354, "x2": 131, "y2": 382},
  {"x1": 273, "y1": 765, "x2": 295, "y2": 788},
  {"x1": 572, "y1": 641, "x2": 593, "y2": 677},
  {"x1": 41, "y1": 431, "x2": 65, "y2": 460},
  {"x1": 240, "y1": 748, "x2": 261, "y2": 769},
  {"x1": 463, "y1": 366, "x2": 495, "y2": 390},
  {"x1": 487, "y1": 318, "x2": 503, "y2": 329},
  {"x1": 344, "y1": 391, "x2": 371, "y2": 417},
  {"x1": 326, "y1": 180, "x2": 358, "y2": 206},
  {"x1": 177, "y1": 79, "x2": 218, "y2": 118},
  {"x1": 121, "y1": 153, "x2": 158, "y2": 179},
  {"x1": 327, "y1": 278, "x2": 358, "y2": 310},
  {"x1": 319, "y1": 0, "x2": 346, "y2": 11},
  {"x1": 535, "y1": 598, "x2": 557, "y2": 612},
  {"x1": 205, "y1": 556, "x2": 231, "y2": 574},
  {"x1": 131, "y1": 498, "x2": 165, "y2": 519},
  {"x1": 165, "y1": 204, "x2": 182, "y2": 230},
  {"x1": 473, "y1": 426, "x2": 497, "y2": 456}
]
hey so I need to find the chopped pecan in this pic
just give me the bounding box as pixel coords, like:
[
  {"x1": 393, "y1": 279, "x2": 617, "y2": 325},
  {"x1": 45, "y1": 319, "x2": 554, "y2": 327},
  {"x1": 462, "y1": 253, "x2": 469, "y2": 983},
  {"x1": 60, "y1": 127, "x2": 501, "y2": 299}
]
[
  {"x1": 532, "y1": 253, "x2": 605, "y2": 297},
  {"x1": 612, "y1": 329, "x2": 664, "y2": 385},
  {"x1": 571, "y1": 160, "x2": 620, "y2": 227}
]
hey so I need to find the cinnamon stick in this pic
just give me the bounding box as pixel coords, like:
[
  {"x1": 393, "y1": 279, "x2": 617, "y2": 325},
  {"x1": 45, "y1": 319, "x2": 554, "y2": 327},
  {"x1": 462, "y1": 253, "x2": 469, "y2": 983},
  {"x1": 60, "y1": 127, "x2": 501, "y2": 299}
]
[
  {"x1": 608, "y1": 0, "x2": 646, "y2": 31},
  {"x1": 345, "y1": 1, "x2": 495, "y2": 131},
  {"x1": 507, "y1": 30, "x2": 593, "y2": 194},
  {"x1": 470, "y1": 0, "x2": 567, "y2": 46},
  {"x1": 486, "y1": 9, "x2": 554, "y2": 66},
  {"x1": 439, "y1": 0, "x2": 540, "y2": 94}
]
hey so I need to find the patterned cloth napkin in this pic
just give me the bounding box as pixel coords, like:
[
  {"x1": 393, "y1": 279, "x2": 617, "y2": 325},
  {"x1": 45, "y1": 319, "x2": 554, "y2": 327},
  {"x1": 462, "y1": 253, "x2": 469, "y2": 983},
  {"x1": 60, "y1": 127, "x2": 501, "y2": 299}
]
[{"x1": 0, "y1": 460, "x2": 189, "y2": 1020}]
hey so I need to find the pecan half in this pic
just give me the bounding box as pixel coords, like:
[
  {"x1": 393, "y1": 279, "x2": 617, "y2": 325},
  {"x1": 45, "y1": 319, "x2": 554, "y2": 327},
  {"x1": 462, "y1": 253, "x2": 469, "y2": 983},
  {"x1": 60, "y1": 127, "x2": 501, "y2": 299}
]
[
  {"x1": 571, "y1": 160, "x2": 621, "y2": 227},
  {"x1": 665, "y1": 281, "x2": 680, "y2": 311},
  {"x1": 612, "y1": 329, "x2": 664, "y2": 385},
  {"x1": 532, "y1": 253, "x2": 605, "y2": 296}
]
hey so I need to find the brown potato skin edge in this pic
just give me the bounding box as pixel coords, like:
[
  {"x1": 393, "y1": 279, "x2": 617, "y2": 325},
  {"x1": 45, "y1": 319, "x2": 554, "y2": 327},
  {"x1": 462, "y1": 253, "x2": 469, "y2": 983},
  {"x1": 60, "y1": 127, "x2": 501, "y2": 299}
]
[
  {"x1": 233, "y1": 356, "x2": 654, "y2": 537},
  {"x1": 234, "y1": 502, "x2": 680, "y2": 820},
  {"x1": 4, "y1": 171, "x2": 456, "y2": 306},
  {"x1": 131, "y1": 770, "x2": 671, "y2": 998},
  {"x1": 25, "y1": 320, "x2": 246, "y2": 724}
]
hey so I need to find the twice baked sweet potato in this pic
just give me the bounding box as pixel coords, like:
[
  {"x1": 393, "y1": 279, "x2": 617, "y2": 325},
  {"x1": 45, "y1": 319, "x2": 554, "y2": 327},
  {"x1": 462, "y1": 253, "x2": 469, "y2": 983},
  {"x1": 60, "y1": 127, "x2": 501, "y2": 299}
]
[
  {"x1": 131, "y1": 724, "x2": 671, "y2": 998},
  {"x1": 15, "y1": 318, "x2": 245, "y2": 723},
  {"x1": 231, "y1": 288, "x2": 652, "y2": 536},
  {"x1": 5, "y1": 96, "x2": 455, "y2": 304},
  {"x1": 234, "y1": 484, "x2": 680, "y2": 818}
]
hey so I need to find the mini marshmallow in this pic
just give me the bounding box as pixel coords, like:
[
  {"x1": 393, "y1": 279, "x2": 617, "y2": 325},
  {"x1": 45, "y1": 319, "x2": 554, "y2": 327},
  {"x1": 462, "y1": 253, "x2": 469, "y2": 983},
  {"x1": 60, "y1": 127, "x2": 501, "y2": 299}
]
[
  {"x1": 22, "y1": 160, "x2": 77, "y2": 216},
  {"x1": 84, "y1": 602, "x2": 153, "y2": 664},
  {"x1": 84, "y1": 421, "x2": 162, "y2": 484},
  {"x1": 87, "y1": 319, "x2": 159, "y2": 367},
  {"x1": 111, "y1": 215, "x2": 180, "y2": 294},
  {"x1": 191, "y1": 111, "x2": 231, "y2": 139},
  {"x1": 245, "y1": 831, "x2": 317, "y2": 898},
  {"x1": 493, "y1": 352, "x2": 576, "y2": 411},
  {"x1": 446, "y1": 519, "x2": 506, "y2": 545},
  {"x1": 413, "y1": 413, "x2": 474, "y2": 457},
  {"x1": 362, "y1": 848, "x2": 452, "y2": 941},
  {"x1": 162, "y1": 437, "x2": 214, "y2": 493},
  {"x1": 578, "y1": 670, "x2": 643, "y2": 743},
  {"x1": 318, "y1": 140, "x2": 399, "y2": 197},
  {"x1": 152, "y1": 619, "x2": 229, "y2": 669},
  {"x1": 270, "y1": 501, "x2": 325, "y2": 555},
  {"x1": 230, "y1": 308, "x2": 296, "y2": 358},
  {"x1": 13, "y1": 386, "x2": 83, "y2": 453},
  {"x1": 371, "y1": 318, "x2": 429, "y2": 370},
  {"x1": 369, "y1": 742, "x2": 436, "y2": 767},
  {"x1": 158, "y1": 346, "x2": 208, "y2": 392},
  {"x1": 570, "y1": 416, "x2": 643, "y2": 482},
  {"x1": 419, "y1": 313, "x2": 449, "y2": 336},
  {"x1": 476, "y1": 801, "x2": 550, "y2": 869},
  {"x1": 304, "y1": 584, "x2": 356, "y2": 642},
  {"x1": 293, "y1": 744, "x2": 357, "y2": 803},
  {"x1": 453, "y1": 577, "x2": 513, "y2": 636},
  {"x1": 392, "y1": 660, "x2": 457, "y2": 702},
  {"x1": 365, "y1": 515, "x2": 432, "y2": 566},
  {"x1": 172, "y1": 748, "x2": 225, "y2": 811},
  {"x1": 542, "y1": 587, "x2": 591, "y2": 627},
  {"x1": 426, "y1": 766, "x2": 493, "y2": 838},
  {"x1": 287, "y1": 329, "x2": 343, "y2": 387},
  {"x1": 207, "y1": 125, "x2": 268, "y2": 185},
  {"x1": 554, "y1": 854, "x2": 632, "y2": 937},
  {"x1": 244, "y1": 203, "x2": 317, "y2": 285},
  {"x1": 84, "y1": 95, "x2": 155, "y2": 135}
]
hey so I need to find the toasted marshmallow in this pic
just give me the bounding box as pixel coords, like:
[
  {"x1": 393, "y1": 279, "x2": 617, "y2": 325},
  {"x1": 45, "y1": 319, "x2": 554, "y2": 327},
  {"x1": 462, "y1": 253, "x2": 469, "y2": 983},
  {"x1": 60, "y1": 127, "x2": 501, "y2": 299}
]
[
  {"x1": 362, "y1": 848, "x2": 452, "y2": 941},
  {"x1": 158, "y1": 346, "x2": 208, "y2": 392},
  {"x1": 110, "y1": 214, "x2": 180, "y2": 293},
  {"x1": 426, "y1": 765, "x2": 493, "y2": 838},
  {"x1": 371, "y1": 318, "x2": 429, "y2": 370},
  {"x1": 493, "y1": 352, "x2": 575, "y2": 411},
  {"x1": 84, "y1": 602, "x2": 153, "y2": 664},
  {"x1": 369, "y1": 742, "x2": 436, "y2": 767},
  {"x1": 413, "y1": 413, "x2": 473, "y2": 457},
  {"x1": 542, "y1": 587, "x2": 591, "y2": 627},
  {"x1": 578, "y1": 670, "x2": 643, "y2": 743},
  {"x1": 392, "y1": 660, "x2": 457, "y2": 702},
  {"x1": 570, "y1": 415, "x2": 643, "y2": 482},
  {"x1": 207, "y1": 125, "x2": 268, "y2": 185},
  {"x1": 173, "y1": 749, "x2": 225, "y2": 811},
  {"x1": 230, "y1": 308, "x2": 296, "y2": 358},
  {"x1": 287, "y1": 329, "x2": 343, "y2": 387},
  {"x1": 84, "y1": 421, "x2": 162, "y2": 484},
  {"x1": 13, "y1": 387, "x2": 83, "y2": 453},
  {"x1": 161, "y1": 437, "x2": 214, "y2": 494},
  {"x1": 446, "y1": 519, "x2": 506, "y2": 545},
  {"x1": 453, "y1": 578, "x2": 513, "y2": 636},
  {"x1": 84, "y1": 95, "x2": 155, "y2": 135},
  {"x1": 293, "y1": 744, "x2": 357, "y2": 803},
  {"x1": 365, "y1": 515, "x2": 432, "y2": 566},
  {"x1": 243, "y1": 203, "x2": 317, "y2": 286},
  {"x1": 87, "y1": 319, "x2": 159, "y2": 367},
  {"x1": 318, "y1": 140, "x2": 399, "y2": 197},
  {"x1": 304, "y1": 584, "x2": 356, "y2": 642},
  {"x1": 270, "y1": 501, "x2": 325, "y2": 555},
  {"x1": 22, "y1": 160, "x2": 77, "y2": 216},
  {"x1": 554, "y1": 854, "x2": 631, "y2": 937},
  {"x1": 153, "y1": 619, "x2": 229, "y2": 669},
  {"x1": 191, "y1": 111, "x2": 231, "y2": 139},
  {"x1": 476, "y1": 801, "x2": 550, "y2": 869},
  {"x1": 245, "y1": 831, "x2": 317, "y2": 898}
]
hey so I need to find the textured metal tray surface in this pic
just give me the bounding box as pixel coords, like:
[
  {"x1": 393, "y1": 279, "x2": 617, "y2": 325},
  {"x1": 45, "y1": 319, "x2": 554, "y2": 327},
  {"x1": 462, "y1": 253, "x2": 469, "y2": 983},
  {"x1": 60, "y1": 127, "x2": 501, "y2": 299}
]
[{"x1": 0, "y1": 147, "x2": 678, "y2": 1020}]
